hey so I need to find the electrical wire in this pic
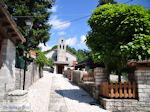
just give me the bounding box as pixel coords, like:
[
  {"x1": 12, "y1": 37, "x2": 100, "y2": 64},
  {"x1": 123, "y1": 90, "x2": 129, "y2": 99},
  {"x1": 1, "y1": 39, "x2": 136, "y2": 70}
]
[
  {"x1": 53, "y1": 15, "x2": 90, "y2": 28},
  {"x1": 123, "y1": 0, "x2": 134, "y2": 4}
]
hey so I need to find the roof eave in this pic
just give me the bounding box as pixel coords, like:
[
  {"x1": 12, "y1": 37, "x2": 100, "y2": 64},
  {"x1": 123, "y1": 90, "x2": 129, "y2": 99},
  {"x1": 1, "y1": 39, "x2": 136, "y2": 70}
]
[{"x1": 0, "y1": 1, "x2": 25, "y2": 43}]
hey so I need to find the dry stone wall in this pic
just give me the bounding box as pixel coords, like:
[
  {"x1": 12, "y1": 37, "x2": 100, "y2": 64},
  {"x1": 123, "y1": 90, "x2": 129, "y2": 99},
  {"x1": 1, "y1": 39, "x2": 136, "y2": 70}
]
[
  {"x1": 100, "y1": 98, "x2": 139, "y2": 112},
  {"x1": 71, "y1": 70, "x2": 83, "y2": 84},
  {"x1": 15, "y1": 62, "x2": 42, "y2": 89},
  {"x1": 99, "y1": 69, "x2": 150, "y2": 112},
  {"x1": 94, "y1": 67, "x2": 107, "y2": 100},
  {"x1": 134, "y1": 70, "x2": 150, "y2": 111}
]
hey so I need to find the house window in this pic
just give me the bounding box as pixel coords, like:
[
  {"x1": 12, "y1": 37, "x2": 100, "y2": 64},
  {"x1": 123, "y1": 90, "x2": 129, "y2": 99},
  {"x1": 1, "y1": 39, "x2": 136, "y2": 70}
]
[
  {"x1": 63, "y1": 45, "x2": 64, "y2": 50},
  {"x1": 60, "y1": 45, "x2": 61, "y2": 49}
]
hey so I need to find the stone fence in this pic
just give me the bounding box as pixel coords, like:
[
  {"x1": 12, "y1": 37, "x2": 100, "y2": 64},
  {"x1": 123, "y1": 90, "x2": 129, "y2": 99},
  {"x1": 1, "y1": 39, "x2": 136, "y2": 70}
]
[
  {"x1": 64, "y1": 67, "x2": 150, "y2": 112},
  {"x1": 0, "y1": 62, "x2": 42, "y2": 112},
  {"x1": 15, "y1": 62, "x2": 43, "y2": 89}
]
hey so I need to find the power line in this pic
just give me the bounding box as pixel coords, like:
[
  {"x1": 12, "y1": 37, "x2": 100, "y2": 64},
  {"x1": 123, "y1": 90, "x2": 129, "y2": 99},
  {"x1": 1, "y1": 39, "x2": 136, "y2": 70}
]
[
  {"x1": 53, "y1": 15, "x2": 90, "y2": 28},
  {"x1": 13, "y1": 15, "x2": 53, "y2": 18},
  {"x1": 123, "y1": 0, "x2": 134, "y2": 4}
]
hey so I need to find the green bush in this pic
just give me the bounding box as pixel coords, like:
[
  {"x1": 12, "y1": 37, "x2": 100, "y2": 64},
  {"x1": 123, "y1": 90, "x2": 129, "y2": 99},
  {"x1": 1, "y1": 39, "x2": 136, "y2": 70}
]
[
  {"x1": 34, "y1": 50, "x2": 48, "y2": 72},
  {"x1": 47, "y1": 58, "x2": 54, "y2": 67}
]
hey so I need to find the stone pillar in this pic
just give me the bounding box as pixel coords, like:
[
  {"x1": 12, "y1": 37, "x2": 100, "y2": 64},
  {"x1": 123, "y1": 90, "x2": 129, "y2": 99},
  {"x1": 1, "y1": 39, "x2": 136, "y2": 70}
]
[
  {"x1": 1, "y1": 90, "x2": 30, "y2": 112},
  {"x1": 93, "y1": 67, "x2": 107, "y2": 100},
  {"x1": 135, "y1": 70, "x2": 150, "y2": 111},
  {"x1": 54, "y1": 65, "x2": 57, "y2": 74},
  {"x1": 0, "y1": 39, "x2": 16, "y2": 101},
  {"x1": 85, "y1": 66, "x2": 90, "y2": 72}
]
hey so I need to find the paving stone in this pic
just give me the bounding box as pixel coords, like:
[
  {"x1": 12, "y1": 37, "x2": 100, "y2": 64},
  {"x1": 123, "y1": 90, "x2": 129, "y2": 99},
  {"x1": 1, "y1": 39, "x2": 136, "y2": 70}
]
[
  {"x1": 28, "y1": 71, "x2": 109, "y2": 112},
  {"x1": 48, "y1": 73, "x2": 109, "y2": 112}
]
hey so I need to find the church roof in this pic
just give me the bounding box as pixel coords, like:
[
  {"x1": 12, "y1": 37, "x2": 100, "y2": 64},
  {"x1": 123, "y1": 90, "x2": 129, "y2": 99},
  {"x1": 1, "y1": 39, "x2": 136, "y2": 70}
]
[
  {"x1": 54, "y1": 61, "x2": 69, "y2": 65},
  {"x1": 46, "y1": 48, "x2": 77, "y2": 58}
]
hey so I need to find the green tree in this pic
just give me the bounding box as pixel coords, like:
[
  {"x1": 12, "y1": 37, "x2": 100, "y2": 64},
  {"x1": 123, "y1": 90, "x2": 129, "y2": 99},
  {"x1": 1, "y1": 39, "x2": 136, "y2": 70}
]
[
  {"x1": 66, "y1": 46, "x2": 77, "y2": 55},
  {"x1": 34, "y1": 51, "x2": 48, "y2": 72},
  {"x1": 44, "y1": 45, "x2": 57, "y2": 54},
  {"x1": 76, "y1": 50, "x2": 89, "y2": 62},
  {"x1": 4, "y1": 0, "x2": 55, "y2": 56},
  {"x1": 98, "y1": 0, "x2": 117, "y2": 6},
  {"x1": 86, "y1": 4, "x2": 150, "y2": 82},
  {"x1": 47, "y1": 58, "x2": 54, "y2": 67}
]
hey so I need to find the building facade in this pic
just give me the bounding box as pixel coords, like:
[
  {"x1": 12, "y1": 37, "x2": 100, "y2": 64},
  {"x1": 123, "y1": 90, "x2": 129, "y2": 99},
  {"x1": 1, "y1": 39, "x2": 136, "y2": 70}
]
[
  {"x1": 0, "y1": 0, "x2": 25, "y2": 102},
  {"x1": 46, "y1": 38, "x2": 77, "y2": 74}
]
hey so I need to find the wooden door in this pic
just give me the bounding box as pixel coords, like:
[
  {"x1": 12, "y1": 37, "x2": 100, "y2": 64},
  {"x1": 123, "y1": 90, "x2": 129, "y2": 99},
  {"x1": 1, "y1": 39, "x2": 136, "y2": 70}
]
[{"x1": 57, "y1": 65, "x2": 64, "y2": 74}]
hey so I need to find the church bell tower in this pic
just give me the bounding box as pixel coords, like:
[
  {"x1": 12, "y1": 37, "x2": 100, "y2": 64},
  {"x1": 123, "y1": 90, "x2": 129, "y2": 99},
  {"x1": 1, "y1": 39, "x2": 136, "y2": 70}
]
[{"x1": 57, "y1": 38, "x2": 66, "y2": 62}]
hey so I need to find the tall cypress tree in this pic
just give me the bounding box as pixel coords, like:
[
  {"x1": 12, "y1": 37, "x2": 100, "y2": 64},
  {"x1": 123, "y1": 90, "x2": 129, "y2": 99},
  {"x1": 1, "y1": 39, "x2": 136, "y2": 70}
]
[{"x1": 4, "y1": 0, "x2": 55, "y2": 56}]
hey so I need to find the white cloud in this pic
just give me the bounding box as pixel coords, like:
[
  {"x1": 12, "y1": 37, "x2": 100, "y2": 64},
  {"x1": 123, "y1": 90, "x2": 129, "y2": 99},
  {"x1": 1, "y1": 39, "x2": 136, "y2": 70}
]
[
  {"x1": 49, "y1": 6, "x2": 57, "y2": 12},
  {"x1": 38, "y1": 43, "x2": 52, "y2": 51},
  {"x1": 66, "y1": 37, "x2": 77, "y2": 47},
  {"x1": 77, "y1": 35, "x2": 88, "y2": 49},
  {"x1": 80, "y1": 35, "x2": 86, "y2": 43},
  {"x1": 58, "y1": 31, "x2": 66, "y2": 36},
  {"x1": 49, "y1": 15, "x2": 71, "y2": 30}
]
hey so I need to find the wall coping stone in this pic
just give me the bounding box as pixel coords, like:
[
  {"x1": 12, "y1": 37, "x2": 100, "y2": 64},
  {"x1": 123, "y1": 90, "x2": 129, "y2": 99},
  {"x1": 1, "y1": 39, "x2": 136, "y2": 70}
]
[
  {"x1": 8, "y1": 90, "x2": 28, "y2": 96},
  {"x1": 100, "y1": 97, "x2": 138, "y2": 102}
]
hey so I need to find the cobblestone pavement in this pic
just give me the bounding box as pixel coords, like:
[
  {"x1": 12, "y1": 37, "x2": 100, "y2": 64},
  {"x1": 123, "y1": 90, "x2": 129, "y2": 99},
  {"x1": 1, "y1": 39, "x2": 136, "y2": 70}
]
[
  {"x1": 49, "y1": 73, "x2": 109, "y2": 112},
  {"x1": 28, "y1": 71, "x2": 52, "y2": 112}
]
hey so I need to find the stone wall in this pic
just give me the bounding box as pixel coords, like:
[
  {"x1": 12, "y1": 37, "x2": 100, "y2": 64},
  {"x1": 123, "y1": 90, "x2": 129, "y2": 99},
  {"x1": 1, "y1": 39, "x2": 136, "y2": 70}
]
[
  {"x1": 100, "y1": 98, "x2": 139, "y2": 112},
  {"x1": 99, "y1": 69, "x2": 150, "y2": 112},
  {"x1": 15, "y1": 62, "x2": 42, "y2": 89},
  {"x1": 1, "y1": 90, "x2": 30, "y2": 112},
  {"x1": 71, "y1": 70, "x2": 86, "y2": 85},
  {"x1": 94, "y1": 67, "x2": 107, "y2": 100},
  {"x1": 134, "y1": 70, "x2": 150, "y2": 111},
  {"x1": 0, "y1": 39, "x2": 16, "y2": 101}
]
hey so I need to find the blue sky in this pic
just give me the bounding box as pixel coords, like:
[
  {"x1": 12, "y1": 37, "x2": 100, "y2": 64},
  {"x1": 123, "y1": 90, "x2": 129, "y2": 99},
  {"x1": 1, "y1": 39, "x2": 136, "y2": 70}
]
[{"x1": 39, "y1": 0, "x2": 150, "y2": 51}]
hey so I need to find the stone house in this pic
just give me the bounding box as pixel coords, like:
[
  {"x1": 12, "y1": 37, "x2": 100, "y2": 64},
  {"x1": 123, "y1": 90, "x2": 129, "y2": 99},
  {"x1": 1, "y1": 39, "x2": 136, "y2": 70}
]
[
  {"x1": 46, "y1": 38, "x2": 77, "y2": 74},
  {"x1": 0, "y1": 0, "x2": 25, "y2": 101}
]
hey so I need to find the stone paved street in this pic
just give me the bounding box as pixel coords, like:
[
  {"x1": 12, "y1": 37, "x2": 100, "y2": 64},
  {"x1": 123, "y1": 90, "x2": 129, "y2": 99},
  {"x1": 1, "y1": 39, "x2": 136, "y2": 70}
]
[
  {"x1": 28, "y1": 71, "x2": 109, "y2": 112},
  {"x1": 49, "y1": 73, "x2": 109, "y2": 112}
]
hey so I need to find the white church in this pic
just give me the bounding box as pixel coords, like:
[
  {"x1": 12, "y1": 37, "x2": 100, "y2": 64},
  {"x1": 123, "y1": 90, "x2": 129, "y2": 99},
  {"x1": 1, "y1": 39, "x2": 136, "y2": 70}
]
[{"x1": 46, "y1": 38, "x2": 77, "y2": 74}]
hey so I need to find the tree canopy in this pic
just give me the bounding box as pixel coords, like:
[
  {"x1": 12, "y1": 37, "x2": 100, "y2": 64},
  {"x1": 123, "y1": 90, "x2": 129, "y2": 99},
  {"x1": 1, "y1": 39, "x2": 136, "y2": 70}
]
[
  {"x1": 4, "y1": 0, "x2": 55, "y2": 56},
  {"x1": 98, "y1": 0, "x2": 117, "y2": 6},
  {"x1": 47, "y1": 58, "x2": 54, "y2": 67},
  {"x1": 86, "y1": 4, "x2": 150, "y2": 80},
  {"x1": 34, "y1": 50, "x2": 48, "y2": 72}
]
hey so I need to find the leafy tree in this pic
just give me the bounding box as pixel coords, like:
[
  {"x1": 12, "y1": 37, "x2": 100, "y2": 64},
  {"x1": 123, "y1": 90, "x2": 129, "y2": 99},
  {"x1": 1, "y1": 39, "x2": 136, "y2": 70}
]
[
  {"x1": 34, "y1": 51, "x2": 48, "y2": 72},
  {"x1": 148, "y1": 9, "x2": 150, "y2": 14},
  {"x1": 44, "y1": 45, "x2": 57, "y2": 54},
  {"x1": 4, "y1": 0, "x2": 55, "y2": 56},
  {"x1": 86, "y1": 4, "x2": 150, "y2": 82},
  {"x1": 66, "y1": 46, "x2": 77, "y2": 55},
  {"x1": 47, "y1": 58, "x2": 54, "y2": 67},
  {"x1": 76, "y1": 50, "x2": 89, "y2": 62},
  {"x1": 66, "y1": 46, "x2": 89, "y2": 62},
  {"x1": 98, "y1": 0, "x2": 117, "y2": 6}
]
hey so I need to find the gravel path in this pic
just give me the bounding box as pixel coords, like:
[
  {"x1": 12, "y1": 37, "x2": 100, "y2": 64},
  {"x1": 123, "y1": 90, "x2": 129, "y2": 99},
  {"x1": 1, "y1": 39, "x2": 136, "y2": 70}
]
[{"x1": 28, "y1": 71, "x2": 109, "y2": 112}]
